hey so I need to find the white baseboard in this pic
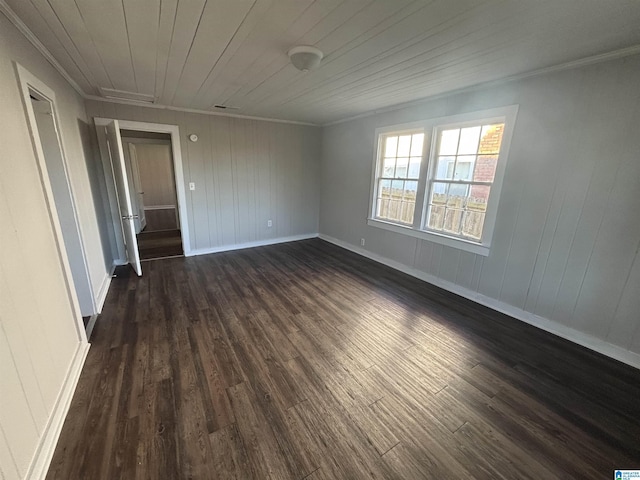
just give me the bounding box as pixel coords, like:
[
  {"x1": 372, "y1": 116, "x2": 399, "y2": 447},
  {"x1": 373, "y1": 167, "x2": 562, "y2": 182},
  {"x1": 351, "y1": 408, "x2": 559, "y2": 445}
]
[
  {"x1": 95, "y1": 264, "x2": 115, "y2": 313},
  {"x1": 85, "y1": 314, "x2": 98, "y2": 340},
  {"x1": 319, "y1": 234, "x2": 640, "y2": 370},
  {"x1": 186, "y1": 233, "x2": 319, "y2": 257},
  {"x1": 26, "y1": 341, "x2": 90, "y2": 479}
]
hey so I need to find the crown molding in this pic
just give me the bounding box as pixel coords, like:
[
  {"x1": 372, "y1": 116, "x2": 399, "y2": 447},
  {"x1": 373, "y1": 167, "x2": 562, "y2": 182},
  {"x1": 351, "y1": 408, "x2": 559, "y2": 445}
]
[
  {"x1": 322, "y1": 44, "x2": 640, "y2": 127},
  {"x1": 83, "y1": 95, "x2": 318, "y2": 126},
  {"x1": 0, "y1": 0, "x2": 85, "y2": 97}
]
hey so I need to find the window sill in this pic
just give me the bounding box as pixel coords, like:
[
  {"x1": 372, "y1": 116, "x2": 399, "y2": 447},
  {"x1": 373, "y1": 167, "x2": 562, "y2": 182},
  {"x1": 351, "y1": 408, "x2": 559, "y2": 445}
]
[{"x1": 367, "y1": 218, "x2": 490, "y2": 256}]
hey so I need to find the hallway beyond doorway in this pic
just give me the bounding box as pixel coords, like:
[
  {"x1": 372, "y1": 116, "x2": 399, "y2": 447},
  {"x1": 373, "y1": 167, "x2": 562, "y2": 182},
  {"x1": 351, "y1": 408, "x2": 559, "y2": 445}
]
[{"x1": 137, "y1": 229, "x2": 183, "y2": 260}]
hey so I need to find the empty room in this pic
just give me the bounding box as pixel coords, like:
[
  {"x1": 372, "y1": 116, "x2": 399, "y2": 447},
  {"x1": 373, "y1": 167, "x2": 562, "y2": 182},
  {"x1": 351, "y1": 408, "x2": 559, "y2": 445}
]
[{"x1": 2, "y1": 1, "x2": 640, "y2": 479}]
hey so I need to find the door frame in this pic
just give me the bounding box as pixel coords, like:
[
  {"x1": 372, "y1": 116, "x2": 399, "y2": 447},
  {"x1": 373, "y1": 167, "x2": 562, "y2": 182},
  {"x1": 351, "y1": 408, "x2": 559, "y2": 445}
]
[
  {"x1": 94, "y1": 118, "x2": 191, "y2": 258},
  {"x1": 15, "y1": 62, "x2": 90, "y2": 342}
]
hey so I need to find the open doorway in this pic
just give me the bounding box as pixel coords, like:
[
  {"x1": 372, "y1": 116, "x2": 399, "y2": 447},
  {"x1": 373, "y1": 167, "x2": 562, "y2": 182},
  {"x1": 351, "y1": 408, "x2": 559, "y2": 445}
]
[
  {"x1": 16, "y1": 64, "x2": 92, "y2": 340},
  {"x1": 120, "y1": 130, "x2": 183, "y2": 260},
  {"x1": 94, "y1": 118, "x2": 190, "y2": 276}
]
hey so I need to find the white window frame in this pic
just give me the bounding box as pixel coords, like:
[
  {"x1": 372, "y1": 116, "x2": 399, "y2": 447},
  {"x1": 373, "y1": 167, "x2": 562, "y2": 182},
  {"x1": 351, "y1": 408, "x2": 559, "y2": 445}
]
[{"x1": 368, "y1": 105, "x2": 518, "y2": 256}]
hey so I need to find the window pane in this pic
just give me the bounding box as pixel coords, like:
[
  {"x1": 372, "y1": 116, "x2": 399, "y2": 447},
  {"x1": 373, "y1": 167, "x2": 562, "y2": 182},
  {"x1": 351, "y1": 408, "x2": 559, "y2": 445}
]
[
  {"x1": 473, "y1": 155, "x2": 498, "y2": 182},
  {"x1": 388, "y1": 199, "x2": 402, "y2": 222},
  {"x1": 435, "y1": 156, "x2": 455, "y2": 180},
  {"x1": 376, "y1": 198, "x2": 388, "y2": 218},
  {"x1": 478, "y1": 124, "x2": 504, "y2": 155},
  {"x1": 397, "y1": 135, "x2": 411, "y2": 157},
  {"x1": 453, "y1": 157, "x2": 474, "y2": 181},
  {"x1": 401, "y1": 201, "x2": 415, "y2": 224},
  {"x1": 410, "y1": 133, "x2": 424, "y2": 156},
  {"x1": 448, "y1": 183, "x2": 468, "y2": 198},
  {"x1": 439, "y1": 129, "x2": 459, "y2": 155},
  {"x1": 391, "y1": 179, "x2": 404, "y2": 194},
  {"x1": 396, "y1": 157, "x2": 409, "y2": 178},
  {"x1": 384, "y1": 136, "x2": 398, "y2": 157},
  {"x1": 383, "y1": 157, "x2": 395, "y2": 177},
  {"x1": 458, "y1": 126, "x2": 481, "y2": 155},
  {"x1": 430, "y1": 182, "x2": 448, "y2": 204},
  {"x1": 408, "y1": 157, "x2": 421, "y2": 179},
  {"x1": 427, "y1": 205, "x2": 445, "y2": 230},
  {"x1": 468, "y1": 185, "x2": 491, "y2": 212},
  {"x1": 443, "y1": 207, "x2": 463, "y2": 234},
  {"x1": 447, "y1": 192, "x2": 465, "y2": 208},
  {"x1": 462, "y1": 211, "x2": 485, "y2": 240},
  {"x1": 379, "y1": 179, "x2": 391, "y2": 197},
  {"x1": 404, "y1": 181, "x2": 418, "y2": 201}
]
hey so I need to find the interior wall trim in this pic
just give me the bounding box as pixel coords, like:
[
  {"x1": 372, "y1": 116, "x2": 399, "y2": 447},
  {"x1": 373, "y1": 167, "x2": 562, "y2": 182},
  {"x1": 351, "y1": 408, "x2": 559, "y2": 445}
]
[
  {"x1": 83, "y1": 95, "x2": 319, "y2": 127},
  {"x1": 319, "y1": 234, "x2": 640, "y2": 370},
  {"x1": 24, "y1": 341, "x2": 90, "y2": 480},
  {"x1": 96, "y1": 265, "x2": 115, "y2": 313},
  {"x1": 0, "y1": 0, "x2": 85, "y2": 97},
  {"x1": 187, "y1": 233, "x2": 319, "y2": 258}
]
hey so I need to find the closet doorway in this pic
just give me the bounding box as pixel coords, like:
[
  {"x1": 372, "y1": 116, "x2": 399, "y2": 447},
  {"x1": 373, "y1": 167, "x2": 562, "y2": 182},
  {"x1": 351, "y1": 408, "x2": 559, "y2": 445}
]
[
  {"x1": 16, "y1": 64, "x2": 91, "y2": 339},
  {"x1": 121, "y1": 130, "x2": 183, "y2": 260}
]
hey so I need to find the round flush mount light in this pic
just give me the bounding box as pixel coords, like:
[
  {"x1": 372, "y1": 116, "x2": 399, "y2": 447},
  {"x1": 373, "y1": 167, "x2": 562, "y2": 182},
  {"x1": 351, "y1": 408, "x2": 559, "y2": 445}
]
[
  {"x1": 288, "y1": 45, "x2": 323, "y2": 72},
  {"x1": 188, "y1": 134, "x2": 198, "y2": 142}
]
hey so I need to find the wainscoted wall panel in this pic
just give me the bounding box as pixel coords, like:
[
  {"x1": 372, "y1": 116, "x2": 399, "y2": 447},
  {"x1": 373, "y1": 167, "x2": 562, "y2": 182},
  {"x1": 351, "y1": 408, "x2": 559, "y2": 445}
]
[
  {"x1": 133, "y1": 143, "x2": 176, "y2": 207},
  {"x1": 319, "y1": 54, "x2": 640, "y2": 360},
  {"x1": 0, "y1": 11, "x2": 98, "y2": 479},
  {"x1": 85, "y1": 101, "x2": 321, "y2": 255}
]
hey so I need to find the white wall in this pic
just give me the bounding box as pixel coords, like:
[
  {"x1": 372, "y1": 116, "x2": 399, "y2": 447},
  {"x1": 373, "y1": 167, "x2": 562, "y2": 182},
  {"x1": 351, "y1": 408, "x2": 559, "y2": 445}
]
[
  {"x1": 320, "y1": 54, "x2": 640, "y2": 364},
  {"x1": 0, "y1": 10, "x2": 109, "y2": 479},
  {"x1": 85, "y1": 101, "x2": 321, "y2": 255}
]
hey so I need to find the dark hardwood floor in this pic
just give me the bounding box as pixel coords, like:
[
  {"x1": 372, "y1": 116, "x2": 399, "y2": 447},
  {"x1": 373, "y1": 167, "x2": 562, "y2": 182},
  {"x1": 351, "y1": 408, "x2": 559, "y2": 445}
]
[
  {"x1": 144, "y1": 208, "x2": 178, "y2": 231},
  {"x1": 137, "y1": 228, "x2": 183, "y2": 260},
  {"x1": 47, "y1": 239, "x2": 640, "y2": 479}
]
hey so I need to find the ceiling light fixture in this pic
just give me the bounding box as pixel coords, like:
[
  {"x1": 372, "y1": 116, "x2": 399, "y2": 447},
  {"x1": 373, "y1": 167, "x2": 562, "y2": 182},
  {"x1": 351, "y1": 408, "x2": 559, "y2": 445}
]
[{"x1": 288, "y1": 46, "x2": 323, "y2": 73}]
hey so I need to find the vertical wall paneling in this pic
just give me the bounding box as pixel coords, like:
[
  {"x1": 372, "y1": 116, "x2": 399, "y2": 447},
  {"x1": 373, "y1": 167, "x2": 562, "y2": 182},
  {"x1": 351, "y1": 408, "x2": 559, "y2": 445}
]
[
  {"x1": 497, "y1": 76, "x2": 573, "y2": 310},
  {"x1": 607, "y1": 243, "x2": 640, "y2": 349},
  {"x1": 0, "y1": 262, "x2": 48, "y2": 428},
  {"x1": 186, "y1": 113, "x2": 210, "y2": 250},
  {"x1": 569, "y1": 84, "x2": 640, "y2": 339},
  {"x1": 1, "y1": 13, "x2": 100, "y2": 478},
  {"x1": 0, "y1": 324, "x2": 39, "y2": 478},
  {"x1": 0, "y1": 423, "x2": 19, "y2": 479},
  {"x1": 212, "y1": 117, "x2": 236, "y2": 246},
  {"x1": 551, "y1": 62, "x2": 638, "y2": 330},
  {"x1": 202, "y1": 115, "x2": 218, "y2": 245},
  {"x1": 84, "y1": 101, "x2": 322, "y2": 256},
  {"x1": 319, "y1": 54, "x2": 640, "y2": 363}
]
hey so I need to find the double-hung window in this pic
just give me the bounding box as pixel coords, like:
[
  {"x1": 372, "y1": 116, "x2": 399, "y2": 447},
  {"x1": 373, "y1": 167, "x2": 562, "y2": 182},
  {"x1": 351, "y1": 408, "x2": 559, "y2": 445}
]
[
  {"x1": 374, "y1": 131, "x2": 424, "y2": 226},
  {"x1": 369, "y1": 106, "x2": 518, "y2": 255}
]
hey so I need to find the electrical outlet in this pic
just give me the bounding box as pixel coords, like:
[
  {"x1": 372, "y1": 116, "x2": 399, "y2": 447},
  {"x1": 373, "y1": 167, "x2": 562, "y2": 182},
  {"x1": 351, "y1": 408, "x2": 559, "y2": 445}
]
[
  {"x1": 360, "y1": 238, "x2": 365, "y2": 246},
  {"x1": 189, "y1": 182, "x2": 195, "y2": 191},
  {"x1": 267, "y1": 219, "x2": 273, "y2": 228}
]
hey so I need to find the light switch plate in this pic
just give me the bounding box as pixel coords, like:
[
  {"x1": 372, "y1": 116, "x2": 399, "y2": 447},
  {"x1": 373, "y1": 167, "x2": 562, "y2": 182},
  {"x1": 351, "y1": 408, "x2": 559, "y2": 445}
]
[{"x1": 189, "y1": 182, "x2": 195, "y2": 191}]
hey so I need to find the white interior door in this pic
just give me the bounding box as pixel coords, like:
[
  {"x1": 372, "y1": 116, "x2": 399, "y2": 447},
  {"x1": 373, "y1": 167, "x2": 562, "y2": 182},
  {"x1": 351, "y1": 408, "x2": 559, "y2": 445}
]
[
  {"x1": 122, "y1": 142, "x2": 143, "y2": 233},
  {"x1": 105, "y1": 120, "x2": 142, "y2": 276},
  {"x1": 128, "y1": 144, "x2": 146, "y2": 231}
]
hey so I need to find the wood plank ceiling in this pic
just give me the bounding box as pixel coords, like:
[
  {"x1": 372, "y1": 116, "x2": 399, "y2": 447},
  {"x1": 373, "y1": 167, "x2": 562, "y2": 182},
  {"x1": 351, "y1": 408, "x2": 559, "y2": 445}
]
[{"x1": 6, "y1": 0, "x2": 640, "y2": 124}]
